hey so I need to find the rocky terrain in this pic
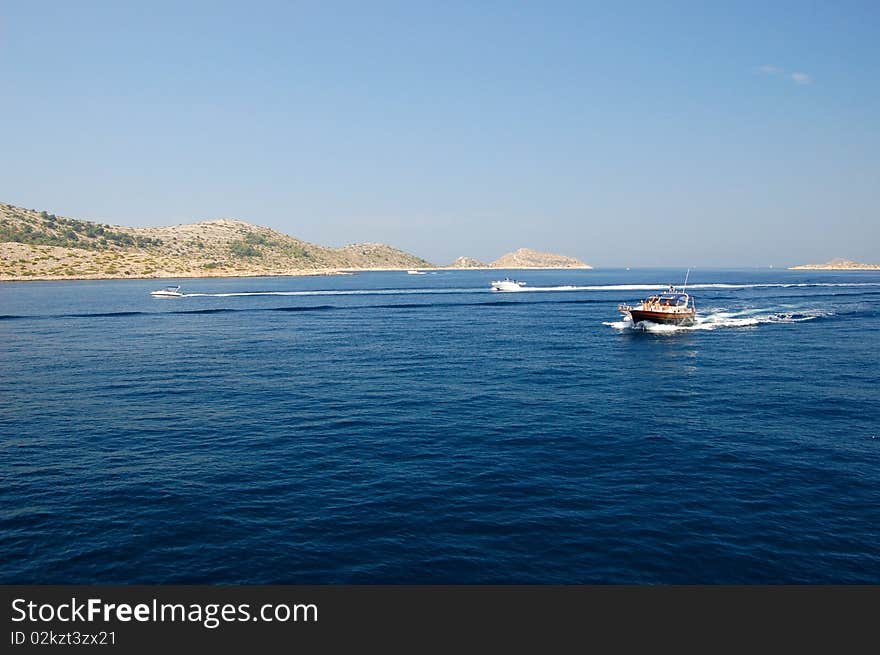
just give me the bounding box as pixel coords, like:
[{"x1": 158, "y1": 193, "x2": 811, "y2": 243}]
[
  {"x1": 1, "y1": 202, "x2": 595, "y2": 280},
  {"x1": 489, "y1": 247, "x2": 591, "y2": 269},
  {"x1": 447, "y1": 256, "x2": 488, "y2": 268},
  {"x1": 0, "y1": 202, "x2": 433, "y2": 280},
  {"x1": 789, "y1": 258, "x2": 880, "y2": 270}
]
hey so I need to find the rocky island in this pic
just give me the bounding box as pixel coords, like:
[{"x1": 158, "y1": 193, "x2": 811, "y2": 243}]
[
  {"x1": 789, "y1": 258, "x2": 880, "y2": 270},
  {"x1": 446, "y1": 248, "x2": 591, "y2": 270},
  {"x1": 447, "y1": 256, "x2": 488, "y2": 268},
  {"x1": 1, "y1": 202, "x2": 593, "y2": 280},
  {"x1": 488, "y1": 247, "x2": 591, "y2": 269},
  {"x1": 0, "y1": 202, "x2": 432, "y2": 281}
]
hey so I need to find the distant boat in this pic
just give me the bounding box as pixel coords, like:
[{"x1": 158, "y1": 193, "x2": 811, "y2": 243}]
[
  {"x1": 618, "y1": 284, "x2": 696, "y2": 326},
  {"x1": 490, "y1": 278, "x2": 527, "y2": 292},
  {"x1": 150, "y1": 285, "x2": 184, "y2": 297},
  {"x1": 406, "y1": 270, "x2": 426, "y2": 275}
]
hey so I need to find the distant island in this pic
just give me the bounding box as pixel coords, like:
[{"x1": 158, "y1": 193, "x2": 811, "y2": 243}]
[
  {"x1": 789, "y1": 258, "x2": 880, "y2": 270},
  {"x1": 446, "y1": 248, "x2": 591, "y2": 270},
  {"x1": 0, "y1": 202, "x2": 591, "y2": 280},
  {"x1": 447, "y1": 256, "x2": 488, "y2": 268},
  {"x1": 488, "y1": 247, "x2": 590, "y2": 269}
]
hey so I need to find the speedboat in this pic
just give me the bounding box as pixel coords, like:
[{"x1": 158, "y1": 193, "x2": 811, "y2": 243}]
[
  {"x1": 407, "y1": 270, "x2": 426, "y2": 275},
  {"x1": 490, "y1": 278, "x2": 527, "y2": 292},
  {"x1": 618, "y1": 285, "x2": 695, "y2": 326},
  {"x1": 150, "y1": 285, "x2": 184, "y2": 297}
]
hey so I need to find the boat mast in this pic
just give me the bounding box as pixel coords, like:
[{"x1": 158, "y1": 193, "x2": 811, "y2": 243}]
[{"x1": 682, "y1": 268, "x2": 693, "y2": 310}]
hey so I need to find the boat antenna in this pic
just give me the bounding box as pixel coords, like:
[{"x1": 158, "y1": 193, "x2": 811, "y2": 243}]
[{"x1": 682, "y1": 268, "x2": 690, "y2": 292}]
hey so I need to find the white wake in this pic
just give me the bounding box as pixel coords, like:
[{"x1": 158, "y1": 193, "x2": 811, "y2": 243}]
[
  {"x1": 173, "y1": 280, "x2": 880, "y2": 299},
  {"x1": 604, "y1": 307, "x2": 833, "y2": 333},
  {"x1": 494, "y1": 281, "x2": 880, "y2": 293}
]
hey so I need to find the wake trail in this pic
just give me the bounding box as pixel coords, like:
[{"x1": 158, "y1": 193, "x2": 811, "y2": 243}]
[
  {"x1": 604, "y1": 306, "x2": 835, "y2": 333},
  {"x1": 177, "y1": 281, "x2": 880, "y2": 299},
  {"x1": 182, "y1": 288, "x2": 479, "y2": 298},
  {"x1": 498, "y1": 282, "x2": 880, "y2": 293}
]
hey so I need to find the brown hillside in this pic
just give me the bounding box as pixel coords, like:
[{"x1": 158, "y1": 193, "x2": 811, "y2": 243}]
[
  {"x1": 0, "y1": 202, "x2": 433, "y2": 280},
  {"x1": 490, "y1": 247, "x2": 591, "y2": 269}
]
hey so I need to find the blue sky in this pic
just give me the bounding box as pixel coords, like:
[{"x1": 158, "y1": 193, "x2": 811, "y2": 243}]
[{"x1": 1, "y1": 1, "x2": 877, "y2": 266}]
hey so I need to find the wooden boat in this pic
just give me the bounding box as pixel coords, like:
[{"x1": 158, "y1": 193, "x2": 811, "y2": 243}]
[{"x1": 618, "y1": 284, "x2": 696, "y2": 326}]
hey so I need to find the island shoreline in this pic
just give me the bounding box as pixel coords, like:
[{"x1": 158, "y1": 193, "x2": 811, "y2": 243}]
[{"x1": 0, "y1": 265, "x2": 594, "y2": 283}]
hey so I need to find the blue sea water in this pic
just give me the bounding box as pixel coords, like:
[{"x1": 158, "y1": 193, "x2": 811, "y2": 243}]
[{"x1": 1, "y1": 268, "x2": 879, "y2": 584}]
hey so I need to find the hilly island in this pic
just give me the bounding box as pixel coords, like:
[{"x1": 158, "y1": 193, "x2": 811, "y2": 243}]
[
  {"x1": 0, "y1": 202, "x2": 590, "y2": 281},
  {"x1": 788, "y1": 258, "x2": 880, "y2": 270}
]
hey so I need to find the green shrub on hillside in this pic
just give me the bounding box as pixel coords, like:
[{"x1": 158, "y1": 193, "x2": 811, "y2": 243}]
[
  {"x1": 243, "y1": 232, "x2": 276, "y2": 247},
  {"x1": 230, "y1": 240, "x2": 261, "y2": 258},
  {"x1": 0, "y1": 221, "x2": 162, "y2": 250},
  {"x1": 280, "y1": 243, "x2": 311, "y2": 258}
]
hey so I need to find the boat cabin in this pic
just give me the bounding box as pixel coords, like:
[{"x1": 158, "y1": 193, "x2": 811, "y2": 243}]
[{"x1": 643, "y1": 292, "x2": 691, "y2": 310}]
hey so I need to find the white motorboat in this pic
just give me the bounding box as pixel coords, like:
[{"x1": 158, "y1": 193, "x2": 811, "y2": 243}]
[
  {"x1": 407, "y1": 270, "x2": 426, "y2": 275},
  {"x1": 150, "y1": 285, "x2": 184, "y2": 297},
  {"x1": 490, "y1": 278, "x2": 527, "y2": 292}
]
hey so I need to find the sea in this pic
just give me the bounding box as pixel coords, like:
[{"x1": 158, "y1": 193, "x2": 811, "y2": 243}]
[{"x1": 1, "y1": 268, "x2": 878, "y2": 584}]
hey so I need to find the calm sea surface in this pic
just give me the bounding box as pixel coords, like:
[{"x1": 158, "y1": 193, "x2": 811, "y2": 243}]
[{"x1": 2, "y1": 269, "x2": 878, "y2": 583}]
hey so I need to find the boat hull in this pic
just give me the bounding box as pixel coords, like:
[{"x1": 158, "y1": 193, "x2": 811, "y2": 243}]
[
  {"x1": 491, "y1": 281, "x2": 526, "y2": 292},
  {"x1": 626, "y1": 309, "x2": 695, "y2": 326}
]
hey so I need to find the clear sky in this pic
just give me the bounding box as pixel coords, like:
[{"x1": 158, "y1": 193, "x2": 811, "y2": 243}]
[{"x1": 1, "y1": 1, "x2": 877, "y2": 266}]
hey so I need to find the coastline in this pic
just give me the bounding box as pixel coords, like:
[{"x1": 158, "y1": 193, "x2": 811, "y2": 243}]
[
  {"x1": 341, "y1": 265, "x2": 593, "y2": 272},
  {"x1": 787, "y1": 265, "x2": 880, "y2": 270},
  {"x1": 8, "y1": 263, "x2": 880, "y2": 281},
  {"x1": 0, "y1": 265, "x2": 592, "y2": 282},
  {"x1": 0, "y1": 268, "x2": 349, "y2": 282},
  {"x1": 1, "y1": 204, "x2": 592, "y2": 280}
]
